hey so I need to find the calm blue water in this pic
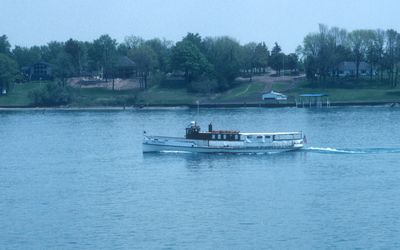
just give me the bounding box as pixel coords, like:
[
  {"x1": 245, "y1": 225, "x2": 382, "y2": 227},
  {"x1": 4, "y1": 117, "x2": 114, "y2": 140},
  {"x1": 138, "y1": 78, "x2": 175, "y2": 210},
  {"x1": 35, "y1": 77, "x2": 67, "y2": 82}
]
[{"x1": 1, "y1": 107, "x2": 400, "y2": 249}]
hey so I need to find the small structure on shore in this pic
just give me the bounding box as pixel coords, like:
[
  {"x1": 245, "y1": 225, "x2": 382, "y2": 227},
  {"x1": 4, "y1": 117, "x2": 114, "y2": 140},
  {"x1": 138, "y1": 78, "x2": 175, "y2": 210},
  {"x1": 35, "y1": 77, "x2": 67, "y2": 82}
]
[
  {"x1": 262, "y1": 91, "x2": 287, "y2": 102},
  {"x1": 297, "y1": 93, "x2": 330, "y2": 108},
  {"x1": 115, "y1": 56, "x2": 136, "y2": 78},
  {"x1": 21, "y1": 61, "x2": 53, "y2": 81},
  {"x1": 338, "y1": 61, "x2": 375, "y2": 77}
]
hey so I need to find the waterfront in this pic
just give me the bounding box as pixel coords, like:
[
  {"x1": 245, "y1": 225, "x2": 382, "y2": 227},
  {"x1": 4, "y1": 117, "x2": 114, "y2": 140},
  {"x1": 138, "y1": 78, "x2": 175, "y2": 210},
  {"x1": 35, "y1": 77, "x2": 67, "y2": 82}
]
[{"x1": 1, "y1": 107, "x2": 400, "y2": 249}]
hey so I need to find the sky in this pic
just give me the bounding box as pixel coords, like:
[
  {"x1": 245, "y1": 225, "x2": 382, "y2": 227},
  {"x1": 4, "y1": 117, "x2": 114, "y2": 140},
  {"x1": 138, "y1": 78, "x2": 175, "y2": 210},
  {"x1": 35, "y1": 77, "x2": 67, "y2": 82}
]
[{"x1": 1, "y1": 0, "x2": 400, "y2": 52}]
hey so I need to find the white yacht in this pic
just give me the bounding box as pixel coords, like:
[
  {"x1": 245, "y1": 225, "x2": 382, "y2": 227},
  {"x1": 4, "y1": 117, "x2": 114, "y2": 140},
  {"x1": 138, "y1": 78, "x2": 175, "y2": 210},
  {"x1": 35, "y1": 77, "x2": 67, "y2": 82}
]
[{"x1": 143, "y1": 122, "x2": 305, "y2": 153}]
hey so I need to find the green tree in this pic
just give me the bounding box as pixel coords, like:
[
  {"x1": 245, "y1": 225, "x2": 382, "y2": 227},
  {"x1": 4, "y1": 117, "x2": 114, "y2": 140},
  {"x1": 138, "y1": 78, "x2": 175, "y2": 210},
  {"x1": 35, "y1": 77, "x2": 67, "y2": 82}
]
[
  {"x1": 171, "y1": 40, "x2": 210, "y2": 84},
  {"x1": 117, "y1": 43, "x2": 130, "y2": 56},
  {"x1": 240, "y1": 42, "x2": 257, "y2": 80},
  {"x1": 384, "y1": 29, "x2": 399, "y2": 87},
  {"x1": 128, "y1": 45, "x2": 158, "y2": 88},
  {"x1": 0, "y1": 53, "x2": 18, "y2": 93},
  {"x1": 285, "y1": 53, "x2": 299, "y2": 72},
  {"x1": 349, "y1": 30, "x2": 373, "y2": 80},
  {"x1": 40, "y1": 41, "x2": 64, "y2": 65},
  {"x1": 0, "y1": 35, "x2": 11, "y2": 55},
  {"x1": 53, "y1": 51, "x2": 74, "y2": 86},
  {"x1": 302, "y1": 33, "x2": 320, "y2": 79},
  {"x1": 182, "y1": 33, "x2": 204, "y2": 52},
  {"x1": 88, "y1": 35, "x2": 117, "y2": 79},
  {"x1": 144, "y1": 38, "x2": 172, "y2": 73},
  {"x1": 65, "y1": 39, "x2": 88, "y2": 75},
  {"x1": 203, "y1": 37, "x2": 241, "y2": 89},
  {"x1": 301, "y1": 25, "x2": 351, "y2": 82},
  {"x1": 123, "y1": 35, "x2": 144, "y2": 50},
  {"x1": 28, "y1": 46, "x2": 43, "y2": 62},
  {"x1": 317, "y1": 24, "x2": 336, "y2": 80},
  {"x1": 368, "y1": 30, "x2": 385, "y2": 80},
  {"x1": 12, "y1": 46, "x2": 41, "y2": 68},
  {"x1": 269, "y1": 42, "x2": 285, "y2": 75},
  {"x1": 254, "y1": 42, "x2": 269, "y2": 73}
]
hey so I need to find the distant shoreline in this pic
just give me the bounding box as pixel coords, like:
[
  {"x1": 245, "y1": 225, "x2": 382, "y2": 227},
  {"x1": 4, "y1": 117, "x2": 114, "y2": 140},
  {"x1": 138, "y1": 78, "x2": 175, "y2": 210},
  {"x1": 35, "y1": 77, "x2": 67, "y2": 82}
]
[{"x1": 0, "y1": 101, "x2": 399, "y2": 111}]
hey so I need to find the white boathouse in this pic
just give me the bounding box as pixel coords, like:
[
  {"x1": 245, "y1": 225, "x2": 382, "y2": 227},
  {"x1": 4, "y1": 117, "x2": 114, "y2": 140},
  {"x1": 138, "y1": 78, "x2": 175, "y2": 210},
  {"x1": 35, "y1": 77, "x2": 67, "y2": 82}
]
[{"x1": 262, "y1": 91, "x2": 287, "y2": 101}]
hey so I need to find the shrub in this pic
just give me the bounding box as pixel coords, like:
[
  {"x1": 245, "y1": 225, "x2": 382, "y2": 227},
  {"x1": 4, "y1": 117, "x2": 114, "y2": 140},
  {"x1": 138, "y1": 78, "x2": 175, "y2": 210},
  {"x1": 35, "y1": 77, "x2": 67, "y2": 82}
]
[
  {"x1": 188, "y1": 79, "x2": 219, "y2": 93},
  {"x1": 29, "y1": 82, "x2": 71, "y2": 106},
  {"x1": 149, "y1": 72, "x2": 166, "y2": 87}
]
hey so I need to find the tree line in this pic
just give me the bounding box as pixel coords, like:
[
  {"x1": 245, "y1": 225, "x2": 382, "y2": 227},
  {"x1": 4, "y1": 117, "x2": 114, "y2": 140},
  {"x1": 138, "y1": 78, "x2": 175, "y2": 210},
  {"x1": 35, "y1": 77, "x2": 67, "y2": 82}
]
[
  {"x1": 2, "y1": 25, "x2": 400, "y2": 96},
  {"x1": 0, "y1": 33, "x2": 299, "y2": 93},
  {"x1": 299, "y1": 24, "x2": 400, "y2": 87}
]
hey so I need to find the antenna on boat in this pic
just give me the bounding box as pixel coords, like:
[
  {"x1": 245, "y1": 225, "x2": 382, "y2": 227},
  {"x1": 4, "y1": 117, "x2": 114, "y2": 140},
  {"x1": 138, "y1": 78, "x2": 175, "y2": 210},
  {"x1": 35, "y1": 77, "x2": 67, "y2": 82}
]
[{"x1": 196, "y1": 100, "x2": 200, "y2": 116}]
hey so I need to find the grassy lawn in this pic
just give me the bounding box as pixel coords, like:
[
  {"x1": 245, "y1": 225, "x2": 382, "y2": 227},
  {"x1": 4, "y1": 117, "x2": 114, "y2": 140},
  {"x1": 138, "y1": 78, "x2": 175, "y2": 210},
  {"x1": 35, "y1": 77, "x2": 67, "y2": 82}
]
[
  {"x1": 70, "y1": 87, "x2": 138, "y2": 106},
  {"x1": 283, "y1": 81, "x2": 400, "y2": 103},
  {"x1": 0, "y1": 82, "x2": 44, "y2": 106},
  {"x1": 134, "y1": 82, "x2": 265, "y2": 104},
  {"x1": 1, "y1": 80, "x2": 399, "y2": 107},
  {"x1": 135, "y1": 85, "x2": 201, "y2": 105},
  {"x1": 216, "y1": 82, "x2": 265, "y2": 102}
]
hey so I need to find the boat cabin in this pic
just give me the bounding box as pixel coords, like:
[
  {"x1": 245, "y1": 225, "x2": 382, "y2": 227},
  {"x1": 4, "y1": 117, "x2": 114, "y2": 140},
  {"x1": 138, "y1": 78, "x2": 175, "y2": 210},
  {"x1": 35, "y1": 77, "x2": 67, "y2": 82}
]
[{"x1": 185, "y1": 122, "x2": 241, "y2": 141}]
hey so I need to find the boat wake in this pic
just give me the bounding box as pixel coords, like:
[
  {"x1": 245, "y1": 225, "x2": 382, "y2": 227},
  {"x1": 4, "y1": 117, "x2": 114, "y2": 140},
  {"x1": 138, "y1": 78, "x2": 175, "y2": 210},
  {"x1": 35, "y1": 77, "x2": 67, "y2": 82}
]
[
  {"x1": 153, "y1": 147, "x2": 400, "y2": 155},
  {"x1": 304, "y1": 147, "x2": 400, "y2": 155}
]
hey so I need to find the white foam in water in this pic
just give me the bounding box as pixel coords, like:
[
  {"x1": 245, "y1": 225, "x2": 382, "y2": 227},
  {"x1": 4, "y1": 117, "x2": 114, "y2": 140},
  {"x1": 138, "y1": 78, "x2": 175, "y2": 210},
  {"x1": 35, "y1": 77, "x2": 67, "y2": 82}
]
[
  {"x1": 305, "y1": 147, "x2": 400, "y2": 154},
  {"x1": 305, "y1": 147, "x2": 365, "y2": 154},
  {"x1": 158, "y1": 147, "x2": 400, "y2": 155}
]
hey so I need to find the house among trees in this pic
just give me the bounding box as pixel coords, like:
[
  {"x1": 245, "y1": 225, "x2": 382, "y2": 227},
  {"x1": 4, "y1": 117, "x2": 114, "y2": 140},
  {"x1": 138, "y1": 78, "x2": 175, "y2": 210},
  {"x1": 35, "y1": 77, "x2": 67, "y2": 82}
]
[
  {"x1": 338, "y1": 62, "x2": 375, "y2": 77},
  {"x1": 22, "y1": 61, "x2": 53, "y2": 81},
  {"x1": 115, "y1": 56, "x2": 136, "y2": 78}
]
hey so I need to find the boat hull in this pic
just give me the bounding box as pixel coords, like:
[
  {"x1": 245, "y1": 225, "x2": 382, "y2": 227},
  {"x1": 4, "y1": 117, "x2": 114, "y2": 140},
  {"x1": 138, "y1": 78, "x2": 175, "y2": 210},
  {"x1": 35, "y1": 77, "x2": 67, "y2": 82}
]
[{"x1": 142, "y1": 143, "x2": 303, "y2": 154}]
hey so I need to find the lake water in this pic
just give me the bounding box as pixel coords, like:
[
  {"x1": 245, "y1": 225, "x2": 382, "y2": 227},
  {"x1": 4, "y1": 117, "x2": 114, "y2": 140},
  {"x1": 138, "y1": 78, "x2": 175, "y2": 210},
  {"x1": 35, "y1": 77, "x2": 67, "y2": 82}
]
[{"x1": 1, "y1": 107, "x2": 400, "y2": 249}]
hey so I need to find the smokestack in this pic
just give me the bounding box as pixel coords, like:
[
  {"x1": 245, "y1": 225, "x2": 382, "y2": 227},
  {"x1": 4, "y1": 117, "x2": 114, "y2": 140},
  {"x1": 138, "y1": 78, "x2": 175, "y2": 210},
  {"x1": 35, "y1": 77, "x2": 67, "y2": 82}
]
[{"x1": 208, "y1": 123, "x2": 212, "y2": 132}]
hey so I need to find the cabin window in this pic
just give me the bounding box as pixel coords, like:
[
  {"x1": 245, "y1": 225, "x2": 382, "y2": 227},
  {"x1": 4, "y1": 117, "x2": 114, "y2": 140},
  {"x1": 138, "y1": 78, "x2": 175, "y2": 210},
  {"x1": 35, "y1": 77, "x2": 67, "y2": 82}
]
[
  {"x1": 265, "y1": 136, "x2": 270, "y2": 139},
  {"x1": 222, "y1": 134, "x2": 226, "y2": 140},
  {"x1": 257, "y1": 136, "x2": 263, "y2": 139},
  {"x1": 274, "y1": 134, "x2": 301, "y2": 140},
  {"x1": 212, "y1": 134, "x2": 216, "y2": 140},
  {"x1": 218, "y1": 134, "x2": 222, "y2": 140},
  {"x1": 235, "y1": 135, "x2": 239, "y2": 140}
]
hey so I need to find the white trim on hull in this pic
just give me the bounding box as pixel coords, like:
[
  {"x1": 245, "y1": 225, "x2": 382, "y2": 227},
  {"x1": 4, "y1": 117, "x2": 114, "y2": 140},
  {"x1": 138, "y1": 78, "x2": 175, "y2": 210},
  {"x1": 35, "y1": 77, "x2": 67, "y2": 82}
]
[{"x1": 143, "y1": 143, "x2": 303, "y2": 154}]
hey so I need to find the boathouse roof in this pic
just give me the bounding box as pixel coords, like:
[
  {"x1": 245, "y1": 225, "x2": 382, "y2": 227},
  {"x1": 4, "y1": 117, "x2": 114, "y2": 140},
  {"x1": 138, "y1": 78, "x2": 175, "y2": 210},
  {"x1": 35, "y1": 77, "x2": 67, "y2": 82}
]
[{"x1": 300, "y1": 93, "x2": 328, "y2": 97}]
